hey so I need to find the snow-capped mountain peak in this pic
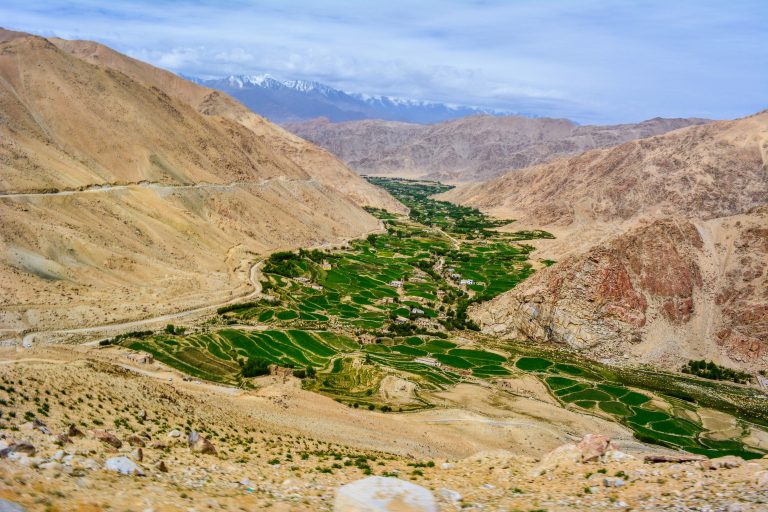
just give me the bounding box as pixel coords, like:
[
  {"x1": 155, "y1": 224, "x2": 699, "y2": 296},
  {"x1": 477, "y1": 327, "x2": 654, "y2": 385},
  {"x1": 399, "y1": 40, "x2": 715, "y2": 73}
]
[{"x1": 188, "y1": 72, "x2": 518, "y2": 123}]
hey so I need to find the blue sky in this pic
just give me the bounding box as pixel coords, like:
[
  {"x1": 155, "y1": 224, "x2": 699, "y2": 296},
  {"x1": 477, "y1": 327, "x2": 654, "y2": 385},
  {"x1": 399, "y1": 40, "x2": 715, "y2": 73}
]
[{"x1": 2, "y1": 0, "x2": 766, "y2": 123}]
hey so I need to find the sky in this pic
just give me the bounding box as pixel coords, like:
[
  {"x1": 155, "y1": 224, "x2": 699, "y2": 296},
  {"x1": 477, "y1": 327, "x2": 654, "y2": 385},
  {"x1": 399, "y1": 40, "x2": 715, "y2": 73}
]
[{"x1": 2, "y1": 0, "x2": 766, "y2": 124}]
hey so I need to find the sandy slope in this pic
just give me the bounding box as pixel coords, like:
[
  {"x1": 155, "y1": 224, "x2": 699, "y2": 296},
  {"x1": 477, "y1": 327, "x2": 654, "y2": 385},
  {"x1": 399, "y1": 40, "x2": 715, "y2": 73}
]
[{"x1": 0, "y1": 30, "x2": 404, "y2": 333}]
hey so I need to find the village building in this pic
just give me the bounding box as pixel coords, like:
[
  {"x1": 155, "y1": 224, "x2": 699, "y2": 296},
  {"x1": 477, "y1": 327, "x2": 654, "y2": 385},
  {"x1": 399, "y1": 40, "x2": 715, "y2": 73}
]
[
  {"x1": 358, "y1": 333, "x2": 377, "y2": 345},
  {"x1": 460, "y1": 279, "x2": 475, "y2": 286},
  {"x1": 411, "y1": 307, "x2": 425, "y2": 316},
  {"x1": 413, "y1": 357, "x2": 440, "y2": 367},
  {"x1": 388, "y1": 280, "x2": 403, "y2": 288}
]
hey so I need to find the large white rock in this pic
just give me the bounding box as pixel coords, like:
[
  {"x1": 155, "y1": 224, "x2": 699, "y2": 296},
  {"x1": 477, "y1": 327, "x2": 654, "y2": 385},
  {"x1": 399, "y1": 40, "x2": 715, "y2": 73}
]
[
  {"x1": 335, "y1": 476, "x2": 436, "y2": 512},
  {"x1": 104, "y1": 456, "x2": 144, "y2": 476}
]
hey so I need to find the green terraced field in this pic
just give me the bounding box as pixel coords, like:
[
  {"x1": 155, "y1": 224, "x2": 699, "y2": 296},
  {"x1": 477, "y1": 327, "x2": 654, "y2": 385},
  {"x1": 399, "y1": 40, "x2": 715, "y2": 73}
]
[{"x1": 515, "y1": 354, "x2": 765, "y2": 459}]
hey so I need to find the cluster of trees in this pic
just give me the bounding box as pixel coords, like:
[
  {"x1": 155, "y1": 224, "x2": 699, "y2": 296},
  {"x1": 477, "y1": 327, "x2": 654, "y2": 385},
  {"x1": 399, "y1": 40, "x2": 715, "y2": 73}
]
[
  {"x1": 263, "y1": 251, "x2": 304, "y2": 277},
  {"x1": 239, "y1": 356, "x2": 317, "y2": 380},
  {"x1": 99, "y1": 330, "x2": 153, "y2": 346},
  {"x1": 681, "y1": 360, "x2": 753, "y2": 384},
  {"x1": 439, "y1": 298, "x2": 480, "y2": 331},
  {"x1": 164, "y1": 324, "x2": 186, "y2": 335}
]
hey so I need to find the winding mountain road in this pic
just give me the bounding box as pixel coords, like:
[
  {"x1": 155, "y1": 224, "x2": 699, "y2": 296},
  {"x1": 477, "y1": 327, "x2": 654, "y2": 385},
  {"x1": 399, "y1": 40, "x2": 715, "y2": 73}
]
[{"x1": 18, "y1": 260, "x2": 264, "y2": 347}]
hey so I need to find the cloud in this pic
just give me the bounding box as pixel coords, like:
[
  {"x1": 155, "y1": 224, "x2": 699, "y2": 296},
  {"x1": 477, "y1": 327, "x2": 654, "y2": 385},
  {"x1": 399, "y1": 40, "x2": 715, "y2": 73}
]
[{"x1": 1, "y1": 0, "x2": 766, "y2": 123}]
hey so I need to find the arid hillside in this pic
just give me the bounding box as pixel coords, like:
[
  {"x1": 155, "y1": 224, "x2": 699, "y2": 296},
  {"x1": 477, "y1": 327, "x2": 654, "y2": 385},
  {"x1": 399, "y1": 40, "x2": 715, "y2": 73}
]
[
  {"x1": 2, "y1": 344, "x2": 766, "y2": 511},
  {"x1": 441, "y1": 111, "x2": 767, "y2": 227},
  {"x1": 0, "y1": 30, "x2": 403, "y2": 334},
  {"x1": 444, "y1": 111, "x2": 767, "y2": 370},
  {"x1": 471, "y1": 209, "x2": 768, "y2": 371},
  {"x1": 285, "y1": 115, "x2": 709, "y2": 182}
]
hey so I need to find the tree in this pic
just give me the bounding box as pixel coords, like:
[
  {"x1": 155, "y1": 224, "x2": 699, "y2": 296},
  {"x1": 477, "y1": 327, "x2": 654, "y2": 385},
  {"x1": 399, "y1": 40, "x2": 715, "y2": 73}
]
[{"x1": 241, "y1": 357, "x2": 271, "y2": 377}]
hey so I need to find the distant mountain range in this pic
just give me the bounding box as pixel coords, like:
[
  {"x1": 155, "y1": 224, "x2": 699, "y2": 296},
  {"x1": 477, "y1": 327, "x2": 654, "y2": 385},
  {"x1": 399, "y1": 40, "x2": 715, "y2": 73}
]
[{"x1": 184, "y1": 74, "x2": 514, "y2": 124}]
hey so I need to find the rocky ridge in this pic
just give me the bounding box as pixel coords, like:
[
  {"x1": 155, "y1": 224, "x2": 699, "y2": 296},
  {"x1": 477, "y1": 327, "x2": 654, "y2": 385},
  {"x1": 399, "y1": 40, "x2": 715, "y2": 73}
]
[{"x1": 285, "y1": 115, "x2": 709, "y2": 182}]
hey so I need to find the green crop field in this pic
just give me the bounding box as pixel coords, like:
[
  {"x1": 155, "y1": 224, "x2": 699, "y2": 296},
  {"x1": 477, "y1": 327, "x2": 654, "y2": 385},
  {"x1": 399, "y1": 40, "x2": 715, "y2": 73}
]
[{"x1": 514, "y1": 354, "x2": 766, "y2": 459}]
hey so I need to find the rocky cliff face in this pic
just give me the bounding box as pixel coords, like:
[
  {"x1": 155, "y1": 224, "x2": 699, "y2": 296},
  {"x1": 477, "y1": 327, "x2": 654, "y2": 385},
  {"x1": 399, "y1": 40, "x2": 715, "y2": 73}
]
[
  {"x1": 471, "y1": 210, "x2": 768, "y2": 370},
  {"x1": 285, "y1": 115, "x2": 709, "y2": 182}
]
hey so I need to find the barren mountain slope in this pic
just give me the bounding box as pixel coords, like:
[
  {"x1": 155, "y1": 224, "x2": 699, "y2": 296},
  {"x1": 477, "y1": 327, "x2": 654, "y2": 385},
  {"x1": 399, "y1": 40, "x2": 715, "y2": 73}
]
[
  {"x1": 285, "y1": 115, "x2": 709, "y2": 181},
  {"x1": 471, "y1": 208, "x2": 768, "y2": 371},
  {"x1": 442, "y1": 111, "x2": 768, "y2": 225},
  {"x1": 49, "y1": 37, "x2": 405, "y2": 213},
  {"x1": 0, "y1": 31, "x2": 401, "y2": 333}
]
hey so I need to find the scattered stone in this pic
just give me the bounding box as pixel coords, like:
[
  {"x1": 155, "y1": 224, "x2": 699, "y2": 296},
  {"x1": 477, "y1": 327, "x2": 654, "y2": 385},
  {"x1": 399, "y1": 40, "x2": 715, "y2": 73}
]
[
  {"x1": 131, "y1": 447, "x2": 144, "y2": 462},
  {"x1": 67, "y1": 424, "x2": 84, "y2": 438},
  {"x1": 38, "y1": 461, "x2": 63, "y2": 472},
  {"x1": 137, "y1": 409, "x2": 147, "y2": 421},
  {"x1": 603, "y1": 477, "x2": 625, "y2": 487},
  {"x1": 644, "y1": 454, "x2": 705, "y2": 464},
  {"x1": 700, "y1": 455, "x2": 743, "y2": 470},
  {"x1": 127, "y1": 434, "x2": 146, "y2": 447},
  {"x1": 167, "y1": 429, "x2": 181, "y2": 438},
  {"x1": 32, "y1": 419, "x2": 51, "y2": 435},
  {"x1": 149, "y1": 441, "x2": 167, "y2": 450},
  {"x1": 335, "y1": 476, "x2": 437, "y2": 512},
  {"x1": 156, "y1": 460, "x2": 168, "y2": 473},
  {"x1": 93, "y1": 430, "x2": 122, "y2": 449},
  {"x1": 188, "y1": 431, "x2": 217, "y2": 456},
  {"x1": 0, "y1": 498, "x2": 26, "y2": 512},
  {"x1": 104, "y1": 456, "x2": 144, "y2": 476},
  {"x1": 0, "y1": 442, "x2": 36, "y2": 458},
  {"x1": 577, "y1": 434, "x2": 611, "y2": 462},
  {"x1": 437, "y1": 488, "x2": 462, "y2": 507},
  {"x1": 54, "y1": 433, "x2": 70, "y2": 446}
]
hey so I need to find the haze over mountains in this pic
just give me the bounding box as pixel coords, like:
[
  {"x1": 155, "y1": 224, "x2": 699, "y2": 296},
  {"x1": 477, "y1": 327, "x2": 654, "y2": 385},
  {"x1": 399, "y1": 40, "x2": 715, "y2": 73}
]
[
  {"x1": 0, "y1": 29, "x2": 403, "y2": 333},
  {"x1": 187, "y1": 74, "x2": 511, "y2": 124},
  {"x1": 286, "y1": 115, "x2": 710, "y2": 182},
  {"x1": 441, "y1": 111, "x2": 768, "y2": 370}
]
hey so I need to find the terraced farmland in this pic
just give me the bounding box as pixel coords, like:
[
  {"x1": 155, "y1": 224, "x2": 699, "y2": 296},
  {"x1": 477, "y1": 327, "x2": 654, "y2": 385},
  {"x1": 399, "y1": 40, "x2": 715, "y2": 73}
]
[
  {"x1": 121, "y1": 177, "x2": 768, "y2": 460},
  {"x1": 514, "y1": 356, "x2": 766, "y2": 459}
]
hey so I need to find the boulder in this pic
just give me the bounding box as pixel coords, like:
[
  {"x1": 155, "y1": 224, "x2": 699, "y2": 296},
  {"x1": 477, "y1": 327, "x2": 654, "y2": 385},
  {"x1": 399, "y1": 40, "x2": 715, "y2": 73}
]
[
  {"x1": 0, "y1": 498, "x2": 26, "y2": 512},
  {"x1": 67, "y1": 424, "x2": 84, "y2": 438},
  {"x1": 130, "y1": 447, "x2": 143, "y2": 462},
  {"x1": 529, "y1": 443, "x2": 580, "y2": 476},
  {"x1": 127, "y1": 435, "x2": 146, "y2": 448},
  {"x1": 167, "y1": 429, "x2": 182, "y2": 438},
  {"x1": 156, "y1": 460, "x2": 169, "y2": 473},
  {"x1": 0, "y1": 442, "x2": 36, "y2": 458},
  {"x1": 188, "y1": 431, "x2": 217, "y2": 456},
  {"x1": 334, "y1": 476, "x2": 437, "y2": 512},
  {"x1": 93, "y1": 430, "x2": 122, "y2": 449},
  {"x1": 104, "y1": 456, "x2": 144, "y2": 476},
  {"x1": 577, "y1": 434, "x2": 611, "y2": 462}
]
